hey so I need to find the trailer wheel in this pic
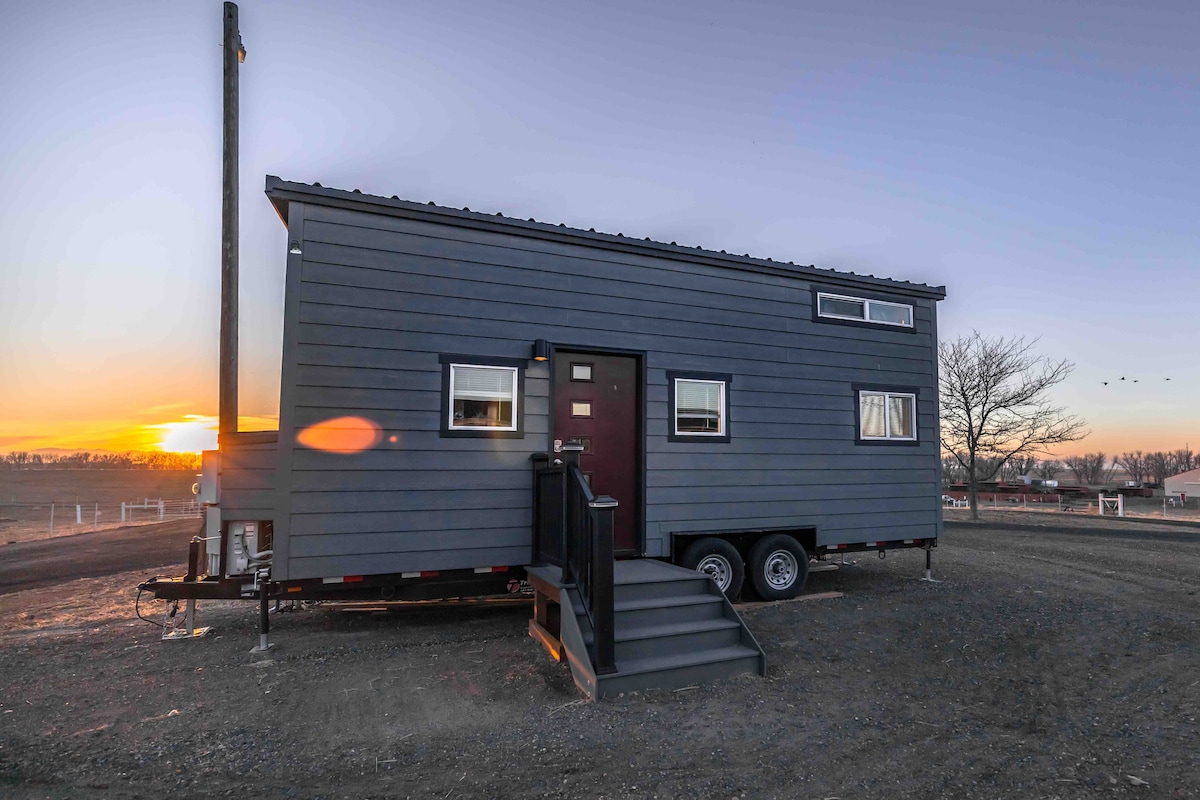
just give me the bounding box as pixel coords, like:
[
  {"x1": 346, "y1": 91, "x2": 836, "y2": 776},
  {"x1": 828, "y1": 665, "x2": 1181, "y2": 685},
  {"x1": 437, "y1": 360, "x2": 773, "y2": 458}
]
[
  {"x1": 748, "y1": 534, "x2": 809, "y2": 601},
  {"x1": 680, "y1": 537, "x2": 744, "y2": 601}
]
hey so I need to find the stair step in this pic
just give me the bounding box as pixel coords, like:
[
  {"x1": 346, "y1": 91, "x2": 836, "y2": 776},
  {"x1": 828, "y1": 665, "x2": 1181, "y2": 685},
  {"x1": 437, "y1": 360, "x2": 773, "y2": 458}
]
[
  {"x1": 586, "y1": 618, "x2": 744, "y2": 661},
  {"x1": 620, "y1": 617, "x2": 741, "y2": 643},
  {"x1": 614, "y1": 575, "x2": 711, "y2": 602},
  {"x1": 616, "y1": 644, "x2": 762, "y2": 676},
  {"x1": 583, "y1": 616, "x2": 740, "y2": 644},
  {"x1": 596, "y1": 645, "x2": 763, "y2": 696},
  {"x1": 573, "y1": 593, "x2": 727, "y2": 629}
]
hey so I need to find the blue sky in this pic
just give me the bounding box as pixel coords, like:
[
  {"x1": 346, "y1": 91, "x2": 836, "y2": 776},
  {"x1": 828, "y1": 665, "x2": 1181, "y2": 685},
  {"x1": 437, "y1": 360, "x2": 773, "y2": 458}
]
[{"x1": 1, "y1": 0, "x2": 1196, "y2": 454}]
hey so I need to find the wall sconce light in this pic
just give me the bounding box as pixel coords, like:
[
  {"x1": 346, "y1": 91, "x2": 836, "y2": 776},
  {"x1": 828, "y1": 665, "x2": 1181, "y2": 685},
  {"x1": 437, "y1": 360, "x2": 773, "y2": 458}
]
[
  {"x1": 533, "y1": 339, "x2": 551, "y2": 361},
  {"x1": 289, "y1": 241, "x2": 302, "y2": 255}
]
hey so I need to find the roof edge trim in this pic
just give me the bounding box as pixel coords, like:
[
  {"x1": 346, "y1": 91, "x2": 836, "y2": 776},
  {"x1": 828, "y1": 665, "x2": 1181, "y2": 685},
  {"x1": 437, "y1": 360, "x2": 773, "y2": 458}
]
[{"x1": 263, "y1": 176, "x2": 946, "y2": 300}]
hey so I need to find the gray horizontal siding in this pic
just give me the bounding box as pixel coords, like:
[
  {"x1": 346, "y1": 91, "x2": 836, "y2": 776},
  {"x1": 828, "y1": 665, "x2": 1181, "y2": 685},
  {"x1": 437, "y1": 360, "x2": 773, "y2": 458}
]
[
  {"x1": 290, "y1": 507, "x2": 529, "y2": 537},
  {"x1": 291, "y1": 488, "x2": 529, "y2": 514},
  {"x1": 290, "y1": 547, "x2": 532, "y2": 578},
  {"x1": 289, "y1": 527, "x2": 530, "y2": 559},
  {"x1": 220, "y1": 434, "x2": 278, "y2": 522},
  {"x1": 274, "y1": 201, "x2": 941, "y2": 578}
]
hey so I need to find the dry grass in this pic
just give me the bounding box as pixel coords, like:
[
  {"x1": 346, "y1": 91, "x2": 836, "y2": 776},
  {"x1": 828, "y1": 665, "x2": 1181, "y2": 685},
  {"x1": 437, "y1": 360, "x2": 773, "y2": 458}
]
[{"x1": 0, "y1": 470, "x2": 198, "y2": 544}]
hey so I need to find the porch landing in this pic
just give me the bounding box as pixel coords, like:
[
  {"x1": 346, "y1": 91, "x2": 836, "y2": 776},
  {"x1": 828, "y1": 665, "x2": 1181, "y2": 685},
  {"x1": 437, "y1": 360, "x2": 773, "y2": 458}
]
[{"x1": 526, "y1": 559, "x2": 765, "y2": 700}]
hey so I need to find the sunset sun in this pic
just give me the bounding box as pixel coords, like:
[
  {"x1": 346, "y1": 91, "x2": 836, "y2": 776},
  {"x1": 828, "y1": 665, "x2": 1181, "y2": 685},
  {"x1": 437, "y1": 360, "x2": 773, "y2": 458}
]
[{"x1": 153, "y1": 416, "x2": 218, "y2": 454}]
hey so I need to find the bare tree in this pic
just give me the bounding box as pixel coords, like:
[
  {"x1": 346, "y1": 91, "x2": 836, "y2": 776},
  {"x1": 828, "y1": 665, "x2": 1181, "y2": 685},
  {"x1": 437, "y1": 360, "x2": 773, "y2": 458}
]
[
  {"x1": 1146, "y1": 451, "x2": 1173, "y2": 485},
  {"x1": 1002, "y1": 455, "x2": 1039, "y2": 482},
  {"x1": 1116, "y1": 451, "x2": 1148, "y2": 484},
  {"x1": 1036, "y1": 459, "x2": 1060, "y2": 480},
  {"x1": 1101, "y1": 458, "x2": 1119, "y2": 485},
  {"x1": 1064, "y1": 452, "x2": 1107, "y2": 485},
  {"x1": 941, "y1": 455, "x2": 966, "y2": 486},
  {"x1": 997, "y1": 459, "x2": 1019, "y2": 482},
  {"x1": 3, "y1": 452, "x2": 30, "y2": 469},
  {"x1": 1171, "y1": 447, "x2": 1195, "y2": 474},
  {"x1": 940, "y1": 332, "x2": 1087, "y2": 520}
]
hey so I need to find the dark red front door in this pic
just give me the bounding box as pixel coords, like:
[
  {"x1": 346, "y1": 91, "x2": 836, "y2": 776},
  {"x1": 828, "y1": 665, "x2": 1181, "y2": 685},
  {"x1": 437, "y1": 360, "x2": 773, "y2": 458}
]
[{"x1": 553, "y1": 351, "x2": 640, "y2": 554}]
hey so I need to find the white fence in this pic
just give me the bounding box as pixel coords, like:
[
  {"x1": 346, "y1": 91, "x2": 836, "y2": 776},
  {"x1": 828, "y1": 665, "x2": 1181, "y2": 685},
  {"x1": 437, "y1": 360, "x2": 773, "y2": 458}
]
[{"x1": 0, "y1": 497, "x2": 202, "y2": 542}]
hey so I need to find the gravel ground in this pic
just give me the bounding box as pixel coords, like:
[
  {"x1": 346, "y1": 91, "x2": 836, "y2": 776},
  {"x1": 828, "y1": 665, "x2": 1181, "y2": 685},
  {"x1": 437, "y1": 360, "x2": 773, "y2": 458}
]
[{"x1": 1, "y1": 513, "x2": 1198, "y2": 799}]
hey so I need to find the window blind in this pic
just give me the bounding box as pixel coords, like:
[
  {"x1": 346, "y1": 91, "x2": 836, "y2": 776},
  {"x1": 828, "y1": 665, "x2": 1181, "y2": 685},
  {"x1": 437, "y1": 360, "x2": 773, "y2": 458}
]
[
  {"x1": 453, "y1": 366, "x2": 514, "y2": 401},
  {"x1": 677, "y1": 380, "x2": 721, "y2": 414}
]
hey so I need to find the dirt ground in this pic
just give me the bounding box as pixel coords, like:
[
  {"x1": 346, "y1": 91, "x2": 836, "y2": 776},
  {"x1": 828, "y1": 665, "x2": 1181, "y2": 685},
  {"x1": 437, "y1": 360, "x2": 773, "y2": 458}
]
[
  {"x1": 0, "y1": 519, "x2": 199, "y2": 594},
  {"x1": 1, "y1": 513, "x2": 1198, "y2": 799}
]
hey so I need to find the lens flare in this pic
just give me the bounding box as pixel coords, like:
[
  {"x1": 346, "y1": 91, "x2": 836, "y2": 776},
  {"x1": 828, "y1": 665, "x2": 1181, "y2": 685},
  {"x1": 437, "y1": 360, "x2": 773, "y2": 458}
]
[{"x1": 296, "y1": 416, "x2": 382, "y2": 454}]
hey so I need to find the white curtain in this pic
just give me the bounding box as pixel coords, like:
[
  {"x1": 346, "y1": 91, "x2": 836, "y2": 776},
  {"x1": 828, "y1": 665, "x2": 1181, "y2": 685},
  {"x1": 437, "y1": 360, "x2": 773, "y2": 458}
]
[
  {"x1": 888, "y1": 395, "x2": 914, "y2": 438},
  {"x1": 860, "y1": 393, "x2": 886, "y2": 437}
]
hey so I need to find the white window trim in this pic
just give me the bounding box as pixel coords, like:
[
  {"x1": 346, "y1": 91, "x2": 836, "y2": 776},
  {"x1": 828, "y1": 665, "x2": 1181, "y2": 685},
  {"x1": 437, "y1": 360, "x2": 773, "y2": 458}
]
[
  {"x1": 673, "y1": 378, "x2": 727, "y2": 437},
  {"x1": 448, "y1": 363, "x2": 519, "y2": 432},
  {"x1": 817, "y1": 292, "x2": 914, "y2": 328},
  {"x1": 859, "y1": 390, "x2": 917, "y2": 441}
]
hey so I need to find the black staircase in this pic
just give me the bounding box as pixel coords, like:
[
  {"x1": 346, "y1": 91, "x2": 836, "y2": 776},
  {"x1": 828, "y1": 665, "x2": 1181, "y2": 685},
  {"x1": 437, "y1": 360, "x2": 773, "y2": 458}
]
[{"x1": 528, "y1": 447, "x2": 765, "y2": 699}]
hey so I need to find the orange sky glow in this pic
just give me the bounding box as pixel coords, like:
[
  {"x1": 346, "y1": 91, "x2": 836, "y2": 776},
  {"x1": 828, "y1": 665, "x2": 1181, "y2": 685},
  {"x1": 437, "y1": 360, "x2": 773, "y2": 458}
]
[
  {"x1": 0, "y1": 406, "x2": 1191, "y2": 461},
  {"x1": 0, "y1": 413, "x2": 278, "y2": 455}
]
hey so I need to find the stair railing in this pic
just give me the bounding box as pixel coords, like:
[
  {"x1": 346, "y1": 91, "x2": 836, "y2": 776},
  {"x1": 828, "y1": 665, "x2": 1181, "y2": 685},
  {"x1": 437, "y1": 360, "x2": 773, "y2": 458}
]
[
  {"x1": 532, "y1": 445, "x2": 617, "y2": 675},
  {"x1": 530, "y1": 452, "x2": 563, "y2": 566}
]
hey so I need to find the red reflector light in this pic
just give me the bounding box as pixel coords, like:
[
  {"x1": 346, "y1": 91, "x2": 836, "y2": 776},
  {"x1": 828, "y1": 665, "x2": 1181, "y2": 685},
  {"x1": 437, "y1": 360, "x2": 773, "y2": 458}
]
[
  {"x1": 420, "y1": 570, "x2": 440, "y2": 578},
  {"x1": 343, "y1": 575, "x2": 364, "y2": 583}
]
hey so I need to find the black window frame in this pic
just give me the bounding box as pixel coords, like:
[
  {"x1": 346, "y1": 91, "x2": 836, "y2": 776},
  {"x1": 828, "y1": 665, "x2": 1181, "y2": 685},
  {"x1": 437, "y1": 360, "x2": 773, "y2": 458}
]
[
  {"x1": 438, "y1": 354, "x2": 526, "y2": 439},
  {"x1": 852, "y1": 383, "x2": 920, "y2": 447},
  {"x1": 667, "y1": 370, "x2": 733, "y2": 443}
]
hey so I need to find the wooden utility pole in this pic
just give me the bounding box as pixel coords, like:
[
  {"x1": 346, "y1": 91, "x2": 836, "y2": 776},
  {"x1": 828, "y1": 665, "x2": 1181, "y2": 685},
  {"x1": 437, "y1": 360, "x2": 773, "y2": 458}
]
[{"x1": 219, "y1": 2, "x2": 245, "y2": 441}]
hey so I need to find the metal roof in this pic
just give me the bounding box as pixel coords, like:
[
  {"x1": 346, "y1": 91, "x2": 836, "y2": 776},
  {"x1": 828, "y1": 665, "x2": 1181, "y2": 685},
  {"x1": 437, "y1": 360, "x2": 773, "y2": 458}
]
[{"x1": 265, "y1": 176, "x2": 946, "y2": 300}]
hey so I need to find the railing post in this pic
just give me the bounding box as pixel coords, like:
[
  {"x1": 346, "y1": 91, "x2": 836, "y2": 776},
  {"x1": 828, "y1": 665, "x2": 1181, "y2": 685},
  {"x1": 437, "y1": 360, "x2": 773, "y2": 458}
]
[
  {"x1": 589, "y1": 495, "x2": 618, "y2": 676},
  {"x1": 560, "y1": 444, "x2": 584, "y2": 582},
  {"x1": 529, "y1": 453, "x2": 549, "y2": 563},
  {"x1": 561, "y1": 443, "x2": 583, "y2": 470}
]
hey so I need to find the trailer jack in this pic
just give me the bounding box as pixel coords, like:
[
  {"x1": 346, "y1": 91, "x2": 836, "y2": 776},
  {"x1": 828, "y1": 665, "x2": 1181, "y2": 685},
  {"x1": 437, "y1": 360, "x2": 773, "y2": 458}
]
[
  {"x1": 161, "y1": 598, "x2": 212, "y2": 641},
  {"x1": 919, "y1": 545, "x2": 940, "y2": 583},
  {"x1": 161, "y1": 538, "x2": 213, "y2": 641},
  {"x1": 249, "y1": 569, "x2": 274, "y2": 654}
]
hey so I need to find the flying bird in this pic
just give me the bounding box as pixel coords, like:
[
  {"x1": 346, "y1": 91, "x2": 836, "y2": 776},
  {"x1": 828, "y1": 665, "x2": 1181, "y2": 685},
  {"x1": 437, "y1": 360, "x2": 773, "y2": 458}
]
[
  {"x1": 1102, "y1": 382, "x2": 1108, "y2": 386},
  {"x1": 1120, "y1": 377, "x2": 1126, "y2": 381}
]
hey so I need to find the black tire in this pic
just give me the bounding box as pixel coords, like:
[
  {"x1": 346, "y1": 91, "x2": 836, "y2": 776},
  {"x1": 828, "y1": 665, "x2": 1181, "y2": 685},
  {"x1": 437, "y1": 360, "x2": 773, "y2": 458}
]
[
  {"x1": 747, "y1": 534, "x2": 809, "y2": 601},
  {"x1": 680, "y1": 537, "x2": 744, "y2": 601}
]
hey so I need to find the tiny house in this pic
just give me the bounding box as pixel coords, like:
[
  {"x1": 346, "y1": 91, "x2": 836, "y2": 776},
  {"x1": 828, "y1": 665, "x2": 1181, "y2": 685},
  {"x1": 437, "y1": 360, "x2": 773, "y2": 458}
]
[{"x1": 146, "y1": 176, "x2": 945, "y2": 697}]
